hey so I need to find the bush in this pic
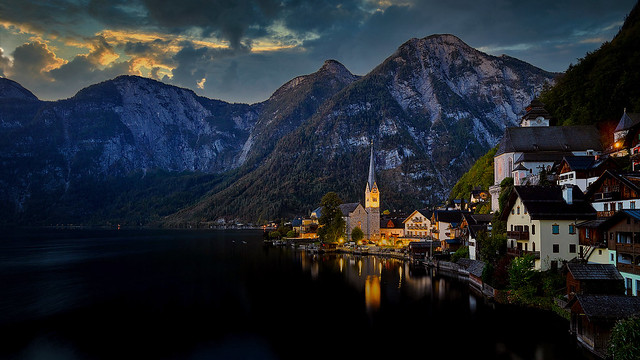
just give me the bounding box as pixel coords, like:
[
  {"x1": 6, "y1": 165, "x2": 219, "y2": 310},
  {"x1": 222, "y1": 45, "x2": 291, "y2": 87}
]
[
  {"x1": 609, "y1": 316, "x2": 640, "y2": 360},
  {"x1": 451, "y1": 246, "x2": 469, "y2": 263}
]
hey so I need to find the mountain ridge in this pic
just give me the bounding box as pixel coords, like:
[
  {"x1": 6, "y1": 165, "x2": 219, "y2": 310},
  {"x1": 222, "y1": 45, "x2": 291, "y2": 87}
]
[{"x1": 0, "y1": 34, "x2": 555, "y2": 225}]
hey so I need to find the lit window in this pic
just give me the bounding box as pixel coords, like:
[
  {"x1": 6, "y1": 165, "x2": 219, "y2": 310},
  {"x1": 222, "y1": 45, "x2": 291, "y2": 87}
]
[{"x1": 552, "y1": 224, "x2": 559, "y2": 234}]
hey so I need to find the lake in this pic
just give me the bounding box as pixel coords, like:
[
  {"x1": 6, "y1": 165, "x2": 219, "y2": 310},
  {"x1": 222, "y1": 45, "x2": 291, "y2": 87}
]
[{"x1": 0, "y1": 229, "x2": 595, "y2": 359}]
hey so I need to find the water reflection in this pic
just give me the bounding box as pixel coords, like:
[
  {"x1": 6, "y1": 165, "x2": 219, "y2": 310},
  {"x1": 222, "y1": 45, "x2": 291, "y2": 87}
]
[{"x1": 365, "y1": 275, "x2": 381, "y2": 311}]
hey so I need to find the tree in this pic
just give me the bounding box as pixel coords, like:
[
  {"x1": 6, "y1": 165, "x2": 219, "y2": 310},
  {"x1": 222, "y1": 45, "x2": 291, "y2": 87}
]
[
  {"x1": 317, "y1": 192, "x2": 346, "y2": 243},
  {"x1": 451, "y1": 246, "x2": 469, "y2": 263},
  {"x1": 351, "y1": 227, "x2": 364, "y2": 243},
  {"x1": 609, "y1": 316, "x2": 640, "y2": 360}
]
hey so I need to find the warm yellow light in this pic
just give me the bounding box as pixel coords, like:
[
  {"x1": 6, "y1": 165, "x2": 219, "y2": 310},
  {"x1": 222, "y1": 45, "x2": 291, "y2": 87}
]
[
  {"x1": 615, "y1": 142, "x2": 622, "y2": 149},
  {"x1": 338, "y1": 237, "x2": 344, "y2": 244}
]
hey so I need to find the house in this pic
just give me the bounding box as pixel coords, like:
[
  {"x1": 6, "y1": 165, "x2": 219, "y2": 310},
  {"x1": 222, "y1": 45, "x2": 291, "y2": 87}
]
[
  {"x1": 380, "y1": 214, "x2": 405, "y2": 245},
  {"x1": 598, "y1": 210, "x2": 640, "y2": 296},
  {"x1": 489, "y1": 100, "x2": 603, "y2": 211},
  {"x1": 575, "y1": 218, "x2": 610, "y2": 264},
  {"x1": 610, "y1": 109, "x2": 640, "y2": 157},
  {"x1": 470, "y1": 187, "x2": 489, "y2": 204},
  {"x1": 402, "y1": 209, "x2": 432, "y2": 241},
  {"x1": 565, "y1": 263, "x2": 624, "y2": 300},
  {"x1": 340, "y1": 143, "x2": 381, "y2": 242},
  {"x1": 431, "y1": 210, "x2": 469, "y2": 253},
  {"x1": 556, "y1": 156, "x2": 619, "y2": 192},
  {"x1": 461, "y1": 213, "x2": 493, "y2": 260},
  {"x1": 501, "y1": 184, "x2": 597, "y2": 271},
  {"x1": 585, "y1": 170, "x2": 640, "y2": 218},
  {"x1": 567, "y1": 294, "x2": 640, "y2": 357}
]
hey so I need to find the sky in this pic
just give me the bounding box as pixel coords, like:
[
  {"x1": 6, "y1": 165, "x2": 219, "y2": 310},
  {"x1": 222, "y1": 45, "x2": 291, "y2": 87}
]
[{"x1": 0, "y1": 0, "x2": 636, "y2": 104}]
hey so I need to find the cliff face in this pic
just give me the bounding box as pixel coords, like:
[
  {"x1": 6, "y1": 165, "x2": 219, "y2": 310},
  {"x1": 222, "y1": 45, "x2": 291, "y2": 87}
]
[{"x1": 0, "y1": 34, "x2": 556, "y2": 225}]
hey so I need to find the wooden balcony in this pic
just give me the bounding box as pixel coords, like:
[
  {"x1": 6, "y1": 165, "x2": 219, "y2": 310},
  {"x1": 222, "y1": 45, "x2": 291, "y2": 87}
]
[
  {"x1": 594, "y1": 191, "x2": 620, "y2": 201},
  {"x1": 596, "y1": 210, "x2": 615, "y2": 218},
  {"x1": 507, "y1": 230, "x2": 529, "y2": 241},
  {"x1": 507, "y1": 248, "x2": 540, "y2": 259},
  {"x1": 617, "y1": 263, "x2": 640, "y2": 276}
]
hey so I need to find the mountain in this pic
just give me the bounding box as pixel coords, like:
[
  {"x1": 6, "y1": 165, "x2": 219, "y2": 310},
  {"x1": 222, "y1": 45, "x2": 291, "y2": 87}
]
[
  {"x1": 164, "y1": 34, "x2": 555, "y2": 224},
  {"x1": 0, "y1": 34, "x2": 556, "y2": 226},
  {"x1": 540, "y1": 1, "x2": 640, "y2": 127}
]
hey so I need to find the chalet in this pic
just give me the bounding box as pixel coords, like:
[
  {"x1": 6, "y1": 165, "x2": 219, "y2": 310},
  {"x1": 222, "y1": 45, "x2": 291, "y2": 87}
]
[
  {"x1": 489, "y1": 100, "x2": 603, "y2": 211},
  {"x1": 556, "y1": 156, "x2": 619, "y2": 192},
  {"x1": 585, "y1": 170, "x2": 640, "y2": 218},
  {"x1": 380, "y1": 214, "x2": 405, "y2": 245},
  {"x1": 461, "y1": 213, "x2": 493, "y2": 261},
  {"x1": 403, "y1": 209, "x2": 432, "y2": 241},
  {"x1": 431, "y1": 209, "x2": 469, "y2": 253},
  {"x1": 575, "y1": 218, "x2": 610, "y2": 264},
  {"x1": 565, "y1": 263, "x2": 624, "y2": 300},
  {"x1": 567, "y1": 294, "x2": 640, "y2": 357},
  {"x1": 598, "y1": 210, "x2": 640, "y2": 296},
  {"x1": 501, "y1": 185, "x2": 596, "y2": 270}
]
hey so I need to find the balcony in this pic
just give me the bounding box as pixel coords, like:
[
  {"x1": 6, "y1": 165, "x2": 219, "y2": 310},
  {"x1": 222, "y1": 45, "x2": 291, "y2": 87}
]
[
  {"x1": 507, "y1": 248, "x2": 540, "y2": 259},
  {"x1": 617, "y1": 263, "x2": 640, "y2": 276},
  {"x1": 597, "y1": 210, "x2": 615, "y2": 218},
  {"x1": 507, "y1": 230, "x2": 529, "y2": 241},
  {"x1": 594, "y1": 191, "x2": 621, "y2": 201}
]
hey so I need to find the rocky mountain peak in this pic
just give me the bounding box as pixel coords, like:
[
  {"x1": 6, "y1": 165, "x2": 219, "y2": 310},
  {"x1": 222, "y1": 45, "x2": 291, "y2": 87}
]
[{"x1": 0, "y1": 77, "x2": 39, "y2": 101}]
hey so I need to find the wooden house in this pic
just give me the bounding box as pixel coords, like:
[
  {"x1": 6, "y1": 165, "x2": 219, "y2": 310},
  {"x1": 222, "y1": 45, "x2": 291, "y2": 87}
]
[
  {"x1": 380, "y1": 214, "x2": 405, "y2": 245},
  {"x1": 599, "y1": 210, "x2": 640, "y2": 296},
  {"x1": 575, "y1": 219, "x2": 609, "y2": 264},
  {"x1": 461, "y1": 213, "x2": 493, "y2": 261},
  {"x1": 431, "y1": 210, "x2": 469, "y2": 253},
  {"x1": 585, "y1": 170, "x2": 640, "y2": 218},
  {"x1": 557, "y1": 156, "x2": 619, "y2": 192},
  {"x1": 567, "y1": 294, "x2": 640, "y2": 357},
  {"x1": 565, "y1": 263, "x2": 624, "y2": 299}
]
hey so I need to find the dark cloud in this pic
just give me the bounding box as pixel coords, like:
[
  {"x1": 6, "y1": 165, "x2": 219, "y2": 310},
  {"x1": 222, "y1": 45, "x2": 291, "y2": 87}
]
[{"x1": 0, "y1": 48, "x2": 11, "y2": 76}]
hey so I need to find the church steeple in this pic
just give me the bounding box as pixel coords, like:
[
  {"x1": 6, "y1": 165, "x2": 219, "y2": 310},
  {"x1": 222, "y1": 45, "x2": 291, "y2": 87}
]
[
  {"x1": 365, "y1": 141, "x2": 379, "y2": 209},
  {"x1": 367, "y1": 142, "x2": 377, "y2": 192}
]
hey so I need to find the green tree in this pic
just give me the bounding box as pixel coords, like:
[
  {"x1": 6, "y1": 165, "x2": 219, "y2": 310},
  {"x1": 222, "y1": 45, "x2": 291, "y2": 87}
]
[
  {"x1": 351, "y1": 227, "x2": 364, "y2": 243},
  {"x1": 286, "y1": 230, "x2": 297, "y2": 238},
  {"x1": 497, "y1": 177, "x2": 514, "y2": 216},
  {"x1": 269, "y1": 231, "x2": 281, "y2": 239},
  {"x1": 509, "y1": 254, "x2": 536, "y2": 290},
  {"x1": 317, "y1": 192, "x2": 346, "y2": 243},
  {"x1": 451, "y1": 246, "x2": 469, "y2": 263},
  {"x1": 609, "y1": 316, "x2": 640, "y2": 360}
]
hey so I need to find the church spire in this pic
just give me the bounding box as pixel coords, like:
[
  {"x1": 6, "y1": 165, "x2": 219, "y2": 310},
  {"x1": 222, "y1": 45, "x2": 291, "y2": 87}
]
[{"x1": 367, "y1": 141, "x2": 376, "y2": 191}]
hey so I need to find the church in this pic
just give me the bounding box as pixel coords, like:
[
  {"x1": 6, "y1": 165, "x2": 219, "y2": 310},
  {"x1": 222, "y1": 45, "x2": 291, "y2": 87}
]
[{"x1": 340, "y1": 144, "x2": 381, "y2": 242}]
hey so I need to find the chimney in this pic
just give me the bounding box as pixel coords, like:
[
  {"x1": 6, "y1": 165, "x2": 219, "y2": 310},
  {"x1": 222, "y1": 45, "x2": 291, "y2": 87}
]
[{"x1": 562, "y1": 185, "x2": 573, "y2": 205}]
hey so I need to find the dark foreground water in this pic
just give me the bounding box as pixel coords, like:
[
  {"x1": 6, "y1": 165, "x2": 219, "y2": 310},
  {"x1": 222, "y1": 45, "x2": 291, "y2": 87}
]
[{"x1": 0, "y1": 229, "x2": 594, "y2": 359}]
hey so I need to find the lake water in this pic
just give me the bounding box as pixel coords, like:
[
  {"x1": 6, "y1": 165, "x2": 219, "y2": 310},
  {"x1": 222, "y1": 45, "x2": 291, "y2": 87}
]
[{"x1": 0, "y1": 229, "x2": 595, "y2": 359}]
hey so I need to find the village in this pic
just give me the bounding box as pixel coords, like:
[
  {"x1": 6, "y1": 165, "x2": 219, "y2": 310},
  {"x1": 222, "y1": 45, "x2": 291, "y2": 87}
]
[{"x1": 272, "y1": 100, "x2": 640, "y2": 359}]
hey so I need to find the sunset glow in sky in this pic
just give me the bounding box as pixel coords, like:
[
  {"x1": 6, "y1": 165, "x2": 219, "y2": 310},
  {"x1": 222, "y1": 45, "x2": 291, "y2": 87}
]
[{"x1": 0, "y1": 0, "x2": 636, "y2": 103}]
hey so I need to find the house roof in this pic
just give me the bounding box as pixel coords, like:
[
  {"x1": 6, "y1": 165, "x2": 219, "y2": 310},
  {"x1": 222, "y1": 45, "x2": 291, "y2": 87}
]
[
  {"x1": 514, "y1": 152, "x2": 568, "y2": 164},
  {"x1": 614, "y1": 111, "x2": 640, "y2": 132},
  {"x1": 457, "y1": 258, "x2": 486, "y2": 278},
  {"x1": 569, "y1": 294, "x2": 640, "y2": 322},
  {"x1": 501, "y1": 185, "x2": 596, "y2": 221},
  {"x1": 463, "y1": 213, "x2": 493, "y2": 225},
  {"x1": 311, "y1": 206, "x2": 322, "y2": 219},
  {"x1": 339, "y1": 202, "x2": 362, "y2": 216},
  {"x1": 599, "y1": 209, "x2": 640, "y2": 229},
  {"x1": 403, "y1": 209, "x2": 433, "y2": 223},
  {"x1": 513, "y1": 163, "x2": 528, "y2": 171},
  {"x1": 585, "y1": 170, "x2": 640, "y2": 199},
  {"x1": 496, "y1": 125, "x2": 602, "y2": 156},
  {"x1": 380, "y1": 217, "x2": 404, "y2": 229},
  {"x1": 433, "y1": 209, "x2": 469, "y2": 223},
  {"x1": 567, "y1": 263, "x2": 623, "y2": 281},
  {"x1": 520, "y1": 99, "x2": 551, "y2": 123}
]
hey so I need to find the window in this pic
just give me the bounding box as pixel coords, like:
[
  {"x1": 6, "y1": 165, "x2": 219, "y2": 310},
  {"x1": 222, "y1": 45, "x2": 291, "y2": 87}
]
[
  {"x1": 511, "y1": 208, "x2": 515, "y2": 215},
  {"x1": 517, "y1": 206, "x2": 520, "y2": 215},
  {"x1": 586, "y1": 228, "x2": 590, "y2": 239},
  {"x1": 569, "y1": 224, "x2": 575, "y2": 234},
  {"x1": 619, "y1": 202, "x2": 624, "y2": 210},
  {"x1": 552, "y1": 224, "x2": 559, "y2": 234},
  {"x1": 598, "y1": 249, "x2": 602, "y2": 255},
  {"x1": 637, "y1": 280, "x2": 640, "y2": 297},
  {"x1": 553, "y1": 244, "x2": 560, "y2": 253},
  {"x1": 604, "y1": 203, "x2": 609, "y2": 211},
  {"x1": 524, "y1": 207, "x2": 527, "y2": 214},
  {"x1": 569, "y1": 244, "x2": 576, "y2": 253},
  {"x1": 532, "y1": 242, "x2": 536, "y2": 252},
  {"x1": 532, "y1": 225, "x2": 535, "y2": 235},
  {"x1": 633, "y1": 201, "x2": 636, "y2": 209}
]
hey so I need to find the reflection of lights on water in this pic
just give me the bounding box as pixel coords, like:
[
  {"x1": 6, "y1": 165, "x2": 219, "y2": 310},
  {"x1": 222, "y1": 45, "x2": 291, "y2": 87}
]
[
  {"x1": 378, "y1": 262, "x2": 382, "y2": 276},
  {"x1": 398, "y1": 266, "x2": 403, "y2": 289},
  {"x1": 365, "y1": 275, "x2": 381, "y2": 311},
  {"x1": 339, "y1": 257, "x2": 344, "y2": 273},
  {"x1": 469, "y1": 295, "x2": 477, "y2": 314},
  {"x1": 438, "y1": 278, "x2": 445, "y2": 300},
  {"x1": 358, "y1": 259, "x2": 363, "y2": 277}
]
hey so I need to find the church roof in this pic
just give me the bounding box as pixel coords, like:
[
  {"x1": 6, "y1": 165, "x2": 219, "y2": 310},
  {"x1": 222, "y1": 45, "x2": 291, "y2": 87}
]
[
  {"x1": 339, "y1": 202, "x2": 362, "y2": 216},
  {"x1": 520, "y1": 98, "x2": 551, "y2": 122},
  {"x1": 496, "y1": 126, "x2": 602, "y2": 156}
]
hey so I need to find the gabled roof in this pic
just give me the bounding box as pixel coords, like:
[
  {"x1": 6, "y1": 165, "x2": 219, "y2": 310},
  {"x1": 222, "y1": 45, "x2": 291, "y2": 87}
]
[
  {"x1": 614, "y1": 111, "x2": 640, "y2": 132},
  {"x1": 463, "y1": 213, "x2": 493, "y2": 225},
  {"x1": 380, "y1": 216, "x2": 404, "y2": 229},
  {"x1": 496, "y1": 126, "x2": 603, "y2": 156},
  {"x1": 339, "y1": 202, "x2": 362, "y2": 216},
  {"x1": 567, "y1": 263, "x2": 623, "y2": 281},
  {"x1": 568, "y1": 294, "x2": 640, "y2": 322},
  {"x1": 520, "y1": 98, "x2": 551, "y2": 123},
  {"x1": 501, "y1": 185, "x2": 596, "y2": 221},
  {"x1": 599, "y1": 209, "x2": 640, "y2": 229},
  {"x1": 402, "y1": 209, "x2": 433, "y2": 223},
  {"x1": 433, "y1": 209, "x2": 469, "y2": 223},
  {"x1": 457, "y1": 258, "x2": 486, "y2": 278},
  {"x1": 585, "y1": 170, "x2": 640, "y2": 199}
]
